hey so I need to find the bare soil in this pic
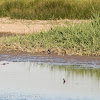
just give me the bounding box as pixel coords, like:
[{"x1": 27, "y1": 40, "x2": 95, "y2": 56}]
[{"x1": 0, "y1": 17, "x2": 89, "y2": 35}]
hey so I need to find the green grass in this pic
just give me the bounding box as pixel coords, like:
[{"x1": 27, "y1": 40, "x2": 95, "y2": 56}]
[
  {"x1": 0, "y1": 0, "x2": 100, "y2": 20},
  {"x1": 0, "y1": 13, "x2": 100, "y2": 56}
]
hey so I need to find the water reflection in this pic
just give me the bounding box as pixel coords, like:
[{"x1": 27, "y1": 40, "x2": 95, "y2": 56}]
[
  {"x1": 50, "y1": 65, "x2": 100, "y2": 80},
  {"x1": 0, "y1": 62, "x2": 100, "y2": 100}
]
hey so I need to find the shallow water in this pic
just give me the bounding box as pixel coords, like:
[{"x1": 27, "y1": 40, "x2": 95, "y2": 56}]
[{"x1": 0, "y1": 60, "x2": 100, "y2": 100}]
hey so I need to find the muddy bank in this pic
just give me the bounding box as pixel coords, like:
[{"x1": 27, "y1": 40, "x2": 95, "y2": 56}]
[{"x1": 0, "y1": 51, "x2": 100, "y2": 66}]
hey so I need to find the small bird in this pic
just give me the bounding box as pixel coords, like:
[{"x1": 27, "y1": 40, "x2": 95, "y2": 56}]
[
  {"x1": 2, "y1": 63, "x2": 6, "y2": 65},
  {"x1": 47, "y1": 49, "x2": 51, "y2": 54},
  {"x1": 63, "y1": 78, "x2": 66, "y2": 84}
]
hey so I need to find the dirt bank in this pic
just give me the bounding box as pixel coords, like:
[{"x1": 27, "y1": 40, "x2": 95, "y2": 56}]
[
  {"x1": 0, "y1": 18, "x2": 94, "y2": 57},
  {"x1": 0, "y1": 17, "x2": 89, "y2": 35},
  {"x1": 0, "y1": 51, "x2": 100, "y2": 63}
]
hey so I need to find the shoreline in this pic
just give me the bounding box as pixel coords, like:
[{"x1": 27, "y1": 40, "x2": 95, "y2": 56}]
[{"x1": 0, "y1": 51, "x2": 100, "y2": 62}]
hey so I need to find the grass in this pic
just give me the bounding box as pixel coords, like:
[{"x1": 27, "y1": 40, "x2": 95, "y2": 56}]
[
  {"x1": 0, "y1": 0, "x2": 100, "y2": 20},
  {"x1": 0, "y1": 13, "x2": 100, "y2": 56}
]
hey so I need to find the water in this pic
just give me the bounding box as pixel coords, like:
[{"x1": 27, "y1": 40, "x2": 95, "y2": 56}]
[{"x1": 0, "y1": 55, "x2": 100, "y2": 100}]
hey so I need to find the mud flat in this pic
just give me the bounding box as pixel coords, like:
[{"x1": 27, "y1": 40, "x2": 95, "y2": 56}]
[{"x1": 0, "y1": 51, "x2": 100, "y2": 67}]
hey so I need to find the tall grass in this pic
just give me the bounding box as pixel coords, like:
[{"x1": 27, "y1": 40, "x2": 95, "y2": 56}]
[
  {"x1": 0, "y1": 13, "x2": 100, "y2": 56},
  {"x1": 0, "y1": 0, "x2": 100, "y2": 20}
]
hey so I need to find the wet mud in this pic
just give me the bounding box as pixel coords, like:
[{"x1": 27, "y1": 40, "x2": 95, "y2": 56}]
[{"x1": 0, "y1": 51, "x2": 100, "y2": 67}]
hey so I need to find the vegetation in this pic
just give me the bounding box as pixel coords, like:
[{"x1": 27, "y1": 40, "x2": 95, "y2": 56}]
[
  {"x1": 50, "y1": 64, "x2": 100, "y2": 79},
  {"x1": 37, "y1": 63, "x2": 100, "y2": 79},
  {"x1": 0, "y1": 0, "x2": 100, "y2": 20},
  {"x1": 0, "y1": 13, "x2": 100, "y2": 56}
]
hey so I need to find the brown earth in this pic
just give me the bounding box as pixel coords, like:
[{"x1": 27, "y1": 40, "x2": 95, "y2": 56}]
[{"x1": 0, "y1": 17, "x2": 89, "y2": 35}]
